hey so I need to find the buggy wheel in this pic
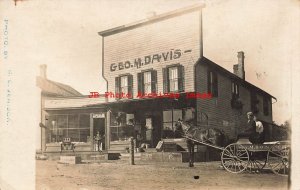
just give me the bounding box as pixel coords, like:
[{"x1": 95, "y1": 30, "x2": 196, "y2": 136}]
[
  {"x1": 221, "y1": 143, "x2": 249, "y2": 173},
  {"x1": 267, "y1": 141, "x2": 290, "y2": 176},
  {"x1": 247, "y1": 151, "x2": 268, "y2": 172}
]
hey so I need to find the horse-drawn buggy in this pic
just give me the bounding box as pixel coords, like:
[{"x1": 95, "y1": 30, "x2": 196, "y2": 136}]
[
  {"x1": 176, "y1": 120, "x2": 290, "y2": 176},
  {"x1": 221, "y1": 139, "x2": 289, "y2": 175}
]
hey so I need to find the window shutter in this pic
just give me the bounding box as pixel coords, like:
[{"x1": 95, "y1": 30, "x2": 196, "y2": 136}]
[
  {"x1": 213, "y1": 72, "x2": 218, "y2": 97},
  {"x1": 178, "y1": 65, "x2": 185, "y2": 92},
  {"x1": 163, "y1": 68, "x2": 169, "y2": 93},
  {"x1": 128, "y1": 75, "x2": 133, "y2": 99},
  {"x1": 151, "y1": 70, "x2": 157, "y2": 93},
  {"x1": 207, "y1": 70, "x2": 211, "y2": 94},
  {"x1": 137, "y1": 72, "x2": 144, "y2": 95},
  {"x1": 115, "y1": 77, "x2": 120, "y2": 100}
]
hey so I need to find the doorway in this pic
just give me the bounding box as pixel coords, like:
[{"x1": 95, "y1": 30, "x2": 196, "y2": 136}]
[{"x1": 93, "y1": 118, "x2": 105, "y2": 150}]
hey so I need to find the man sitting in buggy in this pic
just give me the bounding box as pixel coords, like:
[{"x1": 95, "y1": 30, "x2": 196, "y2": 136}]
[{"x1": 238, "y1": 112, "x2": 265, "y2": 144}]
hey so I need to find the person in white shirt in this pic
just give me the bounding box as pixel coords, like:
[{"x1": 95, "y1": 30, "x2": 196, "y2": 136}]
[
  {"x1": 253, "y1": 116, "x2": 265, "y2": 143},
  {"x1": 254, "y1": 116, "x2": 264, "y2": 134}
]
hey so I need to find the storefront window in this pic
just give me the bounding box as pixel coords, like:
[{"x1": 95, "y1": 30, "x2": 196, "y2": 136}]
[
  {"x1": 110, "y1": 112, "x2": 134, "y2": 141},
  {"x1": 183, "y1": 107, "x2": 195, "y2": 123},
  {"x1": 162, "y1": 109, "x2": 182, "y2": 138},
  {"x1": 46, "y1": 114, "x2": 90, "y2": 143}
]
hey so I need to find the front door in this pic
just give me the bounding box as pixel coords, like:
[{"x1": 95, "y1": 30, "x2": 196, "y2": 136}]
[{"x1": 93, "y1": 118, "x2": 105, "y2": 150}]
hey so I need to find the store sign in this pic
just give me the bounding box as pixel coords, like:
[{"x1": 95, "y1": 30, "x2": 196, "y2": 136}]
[
  {"x1": 93, "y1": 113, "x2": 105, "y2": 118},
  {"x1": 110, "y1": 48, "x2": 192, "y2": 72}
]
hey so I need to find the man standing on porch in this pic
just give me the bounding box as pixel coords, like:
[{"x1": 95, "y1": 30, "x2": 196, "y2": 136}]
[{"x1": 94, "y1": 131, "x2": 102, "y2": 151}]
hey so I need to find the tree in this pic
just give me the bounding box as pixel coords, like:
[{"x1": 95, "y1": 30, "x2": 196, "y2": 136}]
[{"x1": 273, "y1": 119, "x2": 291, "y2": 140}]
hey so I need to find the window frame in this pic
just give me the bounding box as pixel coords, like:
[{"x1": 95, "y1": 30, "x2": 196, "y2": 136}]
[
  {"x1": 162, "y1": 109, "x2": 183, "y2": 139},
  {"x1": 207, "y1": 70, "x2": 218, "y2": 97},
  {"x1": 46, "y1": 113, "x2": 90, "y2": 143},
  {"x1": 163, "y1": 64, "x2": 184, "y2": 93},
  {"x1": 231, "y1": 81, "x2": 239, "y2": 98},
  {"x1": 120, "y1": 75, "x2": 129, "y2": 94},
  {"x1": 250, "y1": 91, "x2": 259, "y2": 114},
  {"x1": 168, "y1": 66, "x2": 179, "y2": 92},
  {"x1": 115, "y1": 74, "x2": 133, "y2": 99},
  {"x1": 137, "y1": 69, "x2": 157, "y2": 96},
  {"x1": 143, "y1": 71, "x2": 152, "y2": 94}
]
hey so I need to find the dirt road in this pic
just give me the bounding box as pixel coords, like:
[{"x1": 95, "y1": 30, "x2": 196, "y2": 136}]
[{"x1": 36, "y1": 160, "x2": 288, "y2": 190}]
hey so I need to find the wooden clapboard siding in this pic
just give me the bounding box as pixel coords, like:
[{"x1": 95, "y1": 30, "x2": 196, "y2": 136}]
[
  {"x1": 103, "y1": 11, "x2": 201, "y2": 101},
  {"x1": 44, "y1": 97, "x2": 107, "y2": 109},
  {"x1": 195, "y1": 60, "x2": 273, "y2": 140}
]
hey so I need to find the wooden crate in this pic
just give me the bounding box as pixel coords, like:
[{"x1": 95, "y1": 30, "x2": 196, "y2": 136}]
[
  {"x1": 59, "y1": 156, "x2": 81, "y2": 164},
  {"x1": 162, "y1": 142, "x2": 177, "y2": 152}
]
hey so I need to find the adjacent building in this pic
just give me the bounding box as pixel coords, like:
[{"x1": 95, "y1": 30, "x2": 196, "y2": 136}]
[{"x1": 37, "y1": 65, "x2": 107, "y2": 152}]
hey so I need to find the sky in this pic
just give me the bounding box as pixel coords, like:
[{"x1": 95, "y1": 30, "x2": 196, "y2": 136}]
[{"x1": 0, "y1": 1, "x2": 299, "y2": 189}]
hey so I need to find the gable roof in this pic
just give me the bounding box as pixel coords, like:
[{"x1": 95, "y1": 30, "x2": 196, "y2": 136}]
[
  {"x1": 36, "y1": 76, "x2": 82, "y2": 97},
  {"x1": 197, "y1": 57, "x2": 276, "y2": 99}
]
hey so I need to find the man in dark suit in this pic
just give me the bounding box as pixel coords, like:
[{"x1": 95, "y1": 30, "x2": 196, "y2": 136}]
[{"x1": 238, "y1": 112, "x2": 261, "y2": 144}]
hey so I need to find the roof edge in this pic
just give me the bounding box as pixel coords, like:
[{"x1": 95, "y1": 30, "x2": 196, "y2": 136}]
[
  {"x1": 196, "y1": 57, "x2": 276, "y2": 99},
  {"x1": 98, "y1": 3, "x2": 205, "y2": 37}
]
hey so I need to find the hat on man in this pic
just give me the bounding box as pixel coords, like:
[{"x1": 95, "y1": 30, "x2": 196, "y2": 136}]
[{"x1": 247, "y1": 112, "x2": 253, "y2": 116}]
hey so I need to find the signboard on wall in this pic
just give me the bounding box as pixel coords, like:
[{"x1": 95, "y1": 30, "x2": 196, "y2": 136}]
[
  {"x1": 92, "y1": 113, "x2": 105, "y2": 118},
  {"x1": 109, "y1": 49, "x2": 192, "y2": 72}
]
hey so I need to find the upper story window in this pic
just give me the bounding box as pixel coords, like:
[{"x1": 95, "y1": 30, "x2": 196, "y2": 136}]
[
  {"x1": 207, "y1": 71, "x2": 218, "y2": 97},
  {"x1": 120, "y1": 76, "x2": 129, "y2": 94},
  {"x1": 250, "y1": 91, "x2": 259, "y2": 114},
  {"x1": 138, "y1": 70, "x2": 157, "y2": 94},
  {"x1": 163, "y1": 65, "x2": 184, "y2": 93},
  {"x1": 232, "y1": 82, "x2": 239, "y2": 98},
  {"x1": 144, "y1": 71, "x2": 152, "y2": 94},
  {"x1": 263, "y1": 97, "x2": 269, "y2": 116},
  {"x1": 231, "y1": 81, "x2": 243, "y2": 109},
  {"x1": 115, "y1": 74, "x2": 133, "y2": 99},
  {"x1": 169, "y1": 67, "x2": 179, "y2": 92}
]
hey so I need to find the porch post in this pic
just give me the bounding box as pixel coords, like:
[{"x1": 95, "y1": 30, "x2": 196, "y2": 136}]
[
  {"x1": 106, "y1": 110, "x2": 111, "y2": 150},
  {"x1": 90, "y1": 113, "x2": 94, "y2": 151}
]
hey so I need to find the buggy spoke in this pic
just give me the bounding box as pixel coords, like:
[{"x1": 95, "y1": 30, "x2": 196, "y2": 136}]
[
  {"x1": 272, "y1": 162, "x2": 282, "y2": 169},
  {"x1": 222, "y1": 144, "x2": 249, "y2": 173},
  {"x1": 238, "y1": 156, "x2": 249, "y2": 159},
  {"x1": 223, "y1": 153, "x2": 235, "y2": 158},
  {"x1": 268, "y1": 142, "x2": 290, "y2": 176},
  {"x1": 223, "y1": 157, "x2": 235, "y2": 160},
  {"x1": 237, "y1": 151, "x2": 247, "y2": 157},
  {"x1": 270, "y1": 151, "x2": 284, "y2": 158},
  {"x1": 274, "y1": 162, "x2": 285, "y2": 171}
]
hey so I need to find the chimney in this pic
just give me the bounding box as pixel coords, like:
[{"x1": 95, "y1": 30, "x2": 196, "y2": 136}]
[
  {"x1": 233, "y1": 51, "x2": 245, "y2": 80},
  {"x1": 40, "y1": 64, "x2": 47, "y2": 79}
]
